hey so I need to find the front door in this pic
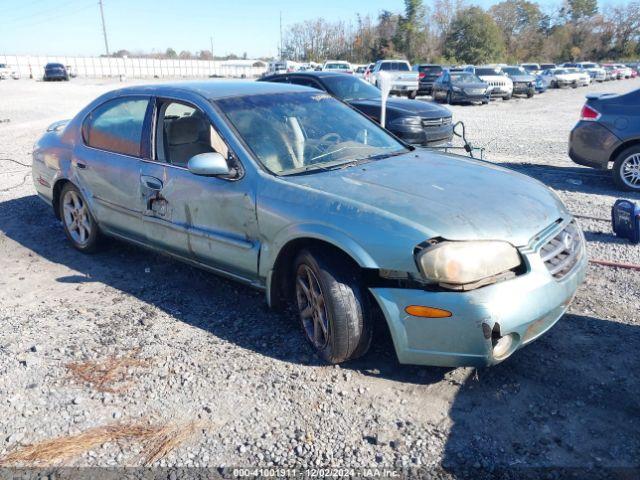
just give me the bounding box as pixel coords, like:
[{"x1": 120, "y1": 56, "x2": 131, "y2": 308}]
[
  {"x1": 141, "y1": 99, "x2": 260, "y2": 281},
  {"x1": 74, "y1": 96, "x2": 150, "y2": 240}
]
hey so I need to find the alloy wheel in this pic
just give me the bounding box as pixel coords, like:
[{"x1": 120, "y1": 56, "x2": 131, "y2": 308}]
[
  {"x1": 62, "y1": 189, "x2": 92, "y2": 245},
  {"x1": 295, "y1": 264, "x2": 330, "y2": 349},
  {"x1": 620, "y1": 153, "x2": 640, "y2": 188}
]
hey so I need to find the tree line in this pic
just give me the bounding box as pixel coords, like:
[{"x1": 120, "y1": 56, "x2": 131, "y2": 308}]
[{"x1": 282, "y1": 0, "x2": 640, "y2": 65}]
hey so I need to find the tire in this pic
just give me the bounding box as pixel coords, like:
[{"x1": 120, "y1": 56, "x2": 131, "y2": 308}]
[
  {"x1": 446, "y1": 91, "x2": 453, "y2": 105},
  {"x1": 612, "y1": 146, "x2": 640, "y2": 191},
  {"x1": 293, "y1": 248, "x2": 371, "y2": 364},
  {"x1": 503, "y1": 94, "x2": 511, "y2": 101},
  {"x1": 551, "y1": 80, "x2": 558, "y2": 88},
  {"x1": 527, "y1": 90, "x2": 534, "y2": 98},
  {"x1": 59, "y1": 183, "x2": 101, "y2": 253},
  {"x1": 408, "y1": 90, "x2": 417, "y2": 100},
  {"x1": 482, "y1": 100, "x2": 489, "y2": 105}
]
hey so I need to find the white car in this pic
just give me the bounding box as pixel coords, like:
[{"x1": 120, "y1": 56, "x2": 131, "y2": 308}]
[
  {"x1": 465, "y1": 66, "x2": 513, "y2": 100},
  {"x1": 576, "y1": 62, "x2": 606, "y2": 82},
  {"x1": 521, "y1": 63, "x2": 541, "y2": 74},
  {"x1": 322, "y1": 61, "x2": 353, "y2": 74},
  {"x1": 565, "y1": 68, "x2": 591, "y2": 86},
  {"x1": 540, "y1": 68, "x2": 581, "y2": 88},
  {"x1": 369, "y1": 60, "x2": 419, "y2": 98},
  {"x1": 614, "y1": 64, "x2": 632, "y2": 78},
  {"x1": 0, "y1": 63, "x2": 19, "y2": 80}
]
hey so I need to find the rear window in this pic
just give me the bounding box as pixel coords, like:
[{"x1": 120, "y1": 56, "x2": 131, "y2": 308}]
[
  {"x1": 418, "y1": 65, "x2": 443, "y2": 74},
  {"x1": 380, "y1": 62, "x2": 410, "y2": 71},
  {"x1": 83, "y1": 97, "x2": 149, "y2": 157},
  {"x1": 46, "y1": 63, "x2": 64, "y2": 69},
  {"x1": 326, "y1": 63, "x2": 349, "y2": 70}
]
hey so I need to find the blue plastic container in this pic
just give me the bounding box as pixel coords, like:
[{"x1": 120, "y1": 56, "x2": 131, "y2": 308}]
[{"x1": 612, "y1": 199, "x2": 640, "y2": 244}]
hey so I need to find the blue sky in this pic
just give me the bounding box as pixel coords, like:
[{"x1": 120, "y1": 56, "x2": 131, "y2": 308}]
[{"x1": 0, "y1": 0, "x2": 619, "y2": 58}]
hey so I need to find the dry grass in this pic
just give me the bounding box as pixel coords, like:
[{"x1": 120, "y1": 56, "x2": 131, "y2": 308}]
[
  {"x1": 0, "y1": 421, "x2": 205, "y2": 467},
  {"x1": 66, "y1": 349, "x2": 150, "y2": 393}
]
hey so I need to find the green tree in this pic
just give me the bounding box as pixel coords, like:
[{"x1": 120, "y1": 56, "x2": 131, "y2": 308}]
[
  {"x1": 444, "y1": 7, "x2": 506, "y2": 64},
  {"x1": 566, "y1": 0, "x2": 598, "y2": 22},
  {"x1": 490, "y1": 0, "x2": 545, "y2": 61},
  {"x1": 396, "y1": 0, "x2": 428, "y2": 62},
  {"x1": 165, "y1": 48, "x2": 177, "y2": 59}
]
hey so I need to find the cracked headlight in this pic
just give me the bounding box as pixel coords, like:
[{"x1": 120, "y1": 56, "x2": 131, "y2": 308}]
[{"x1": 416, "y1": 241, "x2": 522, "y2": 288}]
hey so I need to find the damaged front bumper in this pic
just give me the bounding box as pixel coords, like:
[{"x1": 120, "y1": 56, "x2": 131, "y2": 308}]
[{"x1": 369, "y1": 233, "x2": 588, "y2": 368}]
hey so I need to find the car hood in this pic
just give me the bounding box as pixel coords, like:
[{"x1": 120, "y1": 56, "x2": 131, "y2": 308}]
[
  {"x1": 509, "y1": 74, "x2": 536, "y2": 82},
  {"x1": 284, "y1": 151, "x2": 566, "y2": 247},
  {"x1": 348, "y1": 97, "x2": 450, "y2": 118},
  {"x1": 452, "y1": 81, "x2": 488, "y2": 89}
]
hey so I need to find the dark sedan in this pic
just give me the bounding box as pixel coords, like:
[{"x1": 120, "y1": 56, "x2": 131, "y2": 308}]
[
  {"x1": 569, "y1": 88, "x2": 640, "y2": 191},
  {"x1": 43, "y1": 63, "x2": 69, "y2": 81},
  {"x1": 432, "y1": 71, "x2": 490, "y2": 105},
  {"x1": 260, "y1": 72, "x2": 453, "y2": 146},
  {"x1": 502, "y1": 66, "x2": 536, "y2": 98},
  {"x1": 414, "y1": 64, "x2": 444, "y2": 95}
]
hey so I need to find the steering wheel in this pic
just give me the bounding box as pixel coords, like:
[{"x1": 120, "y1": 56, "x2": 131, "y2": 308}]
[{"x1": 319, "y1": 132, "x2": 342, "y2": 144}]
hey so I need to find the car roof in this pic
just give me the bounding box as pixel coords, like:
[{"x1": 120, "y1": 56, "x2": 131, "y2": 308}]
[
  {"x1": 263, "y1": 71, "x2": 345, "y2": 80},
  {"x1": 112, "y1": 80, "x2": 312, "y2": 100}
]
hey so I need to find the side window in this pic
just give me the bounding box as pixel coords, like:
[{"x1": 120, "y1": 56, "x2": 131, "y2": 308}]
[
  {"x1": 156, "y1": 101, "x2": 234, "y2": 173},
  {"x1": 83, "y1": 97, "x2": 148, "y2": 157}
]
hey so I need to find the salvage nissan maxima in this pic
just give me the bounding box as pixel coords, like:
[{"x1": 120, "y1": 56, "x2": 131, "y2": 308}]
[{"x1": 32, "y1": 81, "x2": 587, "y2": 367}]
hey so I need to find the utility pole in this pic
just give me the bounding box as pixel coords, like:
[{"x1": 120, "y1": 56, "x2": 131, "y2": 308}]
[
  {"x1": 98, "y1": 0, "x2": 110, "y2": 56},
  {"x1": 279, "y1": 11, "x2": 283, "y2": 60},
  {"x1": 210, "y1": 36, "x2": 214, "y2": 58}
]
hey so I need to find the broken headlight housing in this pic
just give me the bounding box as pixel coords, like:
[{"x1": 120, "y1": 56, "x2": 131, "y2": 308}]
[{"x1": 416, "y1": 241, "x2": 522, "y2": 290}]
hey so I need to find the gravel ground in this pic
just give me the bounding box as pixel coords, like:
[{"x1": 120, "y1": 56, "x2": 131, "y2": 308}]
[{"x1": 0, "y1": 78, "x2": 639, "y2": 477}]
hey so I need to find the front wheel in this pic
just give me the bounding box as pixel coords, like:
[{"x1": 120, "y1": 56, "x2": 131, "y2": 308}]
[
  {"x1": 503, "y1": 94, "x2": 511, "y2": 101},
  {"x1": 612, "y1": 147, "x2": 640, "y2": 191},
  {"x1": 446, "y1": 91, "x2": 453, "y2": 105},
  {"x1": 59, "y1": 183, "x2": 101, "y2": 252},
  {"x1": 293, "y1": 249, "x2": 371, "y2": 364},
  {"x1": 408, "y1": 90, "x2": 417, "y2": 100}
]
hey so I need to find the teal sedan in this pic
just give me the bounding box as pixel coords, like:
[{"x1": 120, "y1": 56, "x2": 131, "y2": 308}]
[{"x1": 32, "y1": 81, "x2": 587, "y2": 367}]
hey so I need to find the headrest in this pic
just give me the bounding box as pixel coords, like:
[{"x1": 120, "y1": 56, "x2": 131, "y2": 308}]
[{"x1": 168, "y1": 116, "x2": 202, "y2": 146}]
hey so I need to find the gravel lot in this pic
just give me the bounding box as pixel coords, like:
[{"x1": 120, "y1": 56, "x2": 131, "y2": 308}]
[{"x1": 0, "y1": 78, "x2": 639, "y2": 476}]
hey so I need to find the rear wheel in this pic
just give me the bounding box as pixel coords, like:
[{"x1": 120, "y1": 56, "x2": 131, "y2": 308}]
[
  {"x1": 503, "y1": 94, "x2": 511, "y2": 101},
  {"x1": 59, "y1": 183, "x2": 101, "y2": 252},
  {"x1": 408, "y1": 90, "x2": 417, "y2": 100},
  {"x1": 293, "y1": 249, "x2": 371, "y2": 364},
  {"x1": 612, "y1": 146, "x2": 640, "y2": 191}
]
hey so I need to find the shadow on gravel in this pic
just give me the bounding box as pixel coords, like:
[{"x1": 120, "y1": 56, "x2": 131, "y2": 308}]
[
  {"x1": 0, "y1": 194, "x2": 446, "y2": 385},
  {"x1": 442, "y1": 313, "x2": 640, "y2": 478},
  {"x1": 497, "y1": 162, "x2": 640, "y2": 199}
]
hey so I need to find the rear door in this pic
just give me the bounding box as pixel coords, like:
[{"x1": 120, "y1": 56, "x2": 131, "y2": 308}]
[{"x1": 74, "y1": 95, "x2": 151, "y2": 241}]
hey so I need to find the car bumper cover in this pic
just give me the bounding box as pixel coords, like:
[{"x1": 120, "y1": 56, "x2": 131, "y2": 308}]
[
  {"x1": 370, "y1": 233, "x2": 588, "y2": 367},
  {"x1": 569, "y1": 121, "x2": 621, "y2": 169}
]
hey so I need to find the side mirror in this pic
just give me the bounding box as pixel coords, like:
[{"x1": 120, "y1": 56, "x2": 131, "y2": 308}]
[{"x1": 187, "y1": 152, "x2": 229, "y2": 176}]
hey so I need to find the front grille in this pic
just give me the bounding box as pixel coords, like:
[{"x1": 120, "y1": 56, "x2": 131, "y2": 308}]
[
  {"x1": 487, "y1": 81, "x2": 506, "y2": 87},
  {"x1": 540, "y1": 221, "x2": 584, "y2": 280},
  {"x1": 421, "y1": 117, "x2": 452, "y2": 127},
  {"x1": 465, "y1": 88, "x2": 485, "y2": 95}
]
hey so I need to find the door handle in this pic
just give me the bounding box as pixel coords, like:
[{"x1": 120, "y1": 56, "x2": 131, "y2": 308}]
[
  {"x1": 74, "y1": 160, "x2": 87, "y2": 169},
  {"x1": 141, "y1": 175, "x2": 163, "y2": 191}
]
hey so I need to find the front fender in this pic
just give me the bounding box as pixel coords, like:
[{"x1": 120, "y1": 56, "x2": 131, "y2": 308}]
[{"x1": 261, "y1": 223, "x2": 380, "y2": 308}]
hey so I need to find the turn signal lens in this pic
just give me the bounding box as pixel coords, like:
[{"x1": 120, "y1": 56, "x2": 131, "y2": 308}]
[{"x1": 405, "y1": 306, "x2": 452, "y2": 318}]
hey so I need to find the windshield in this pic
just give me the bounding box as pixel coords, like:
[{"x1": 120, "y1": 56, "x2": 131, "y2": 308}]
[
  {"x1": 553, "y1": 69, "x2": 568, "y2": 74},
  {"x1": 522, "y1": 65, "x2": 538, "y2": 71},
  {"x1": 325, "y1": 63, "x2": 349, "y2": 70},
  {"x1": 450, "y1": 73, "x2": 482, "y2": 83},
  {"x1": 216, "y1": 92, "x2": 408, "y2": 175},
  {"x1": 582, "y1": 63, "x2": 597, "y2": 68},
  {"x1": 322, "y1": 75, "x2": 380, "y2": 101},
  {"x1": 475, "y1": 68, "x2": 501, "y2": 76},
  {"x1": 503, "y1": 67, "x2": 525, "y2": 75}
]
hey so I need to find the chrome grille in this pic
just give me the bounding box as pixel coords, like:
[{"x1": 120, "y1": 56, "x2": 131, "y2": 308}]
[
  {"x1": 540, "y1": 221, "x2": 584, "y2": 280},
  {"x1": 421, "y1": 117, "x2": 452, "y2": 127}
]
